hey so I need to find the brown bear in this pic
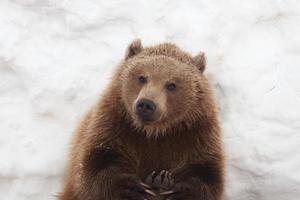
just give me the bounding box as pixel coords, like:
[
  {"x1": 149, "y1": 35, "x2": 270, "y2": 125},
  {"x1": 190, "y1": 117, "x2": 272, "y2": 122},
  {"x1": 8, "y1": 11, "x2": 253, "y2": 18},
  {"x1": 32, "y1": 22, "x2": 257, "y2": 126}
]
[{"x1": 58, "y1": 39, "x2": 224, "y2": 200}]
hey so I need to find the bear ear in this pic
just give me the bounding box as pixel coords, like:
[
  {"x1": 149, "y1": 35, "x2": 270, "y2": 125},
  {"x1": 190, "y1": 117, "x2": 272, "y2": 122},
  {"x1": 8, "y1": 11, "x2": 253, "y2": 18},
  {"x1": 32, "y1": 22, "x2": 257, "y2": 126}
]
[
  {"x1": 125, "y1": 39, "x2": 143, "y2": 60},
  {"x1": 193, "y1": 52, "x2": 206, "y2": 73}
]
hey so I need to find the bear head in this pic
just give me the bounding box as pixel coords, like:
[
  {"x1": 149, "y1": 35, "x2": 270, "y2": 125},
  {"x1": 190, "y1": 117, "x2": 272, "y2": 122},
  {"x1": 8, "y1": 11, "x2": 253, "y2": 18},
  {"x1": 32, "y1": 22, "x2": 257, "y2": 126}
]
[{"x1": 117, "y1": 39, "x2": 213, "y2": 137}]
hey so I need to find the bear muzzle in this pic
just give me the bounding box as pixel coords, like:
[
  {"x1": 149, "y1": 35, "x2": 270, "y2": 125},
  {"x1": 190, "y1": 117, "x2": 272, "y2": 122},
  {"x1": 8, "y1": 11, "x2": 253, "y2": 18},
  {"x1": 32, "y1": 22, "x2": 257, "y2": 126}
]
[{"x1": 135, "y1": 98, "x2": 158, "y2": 122}]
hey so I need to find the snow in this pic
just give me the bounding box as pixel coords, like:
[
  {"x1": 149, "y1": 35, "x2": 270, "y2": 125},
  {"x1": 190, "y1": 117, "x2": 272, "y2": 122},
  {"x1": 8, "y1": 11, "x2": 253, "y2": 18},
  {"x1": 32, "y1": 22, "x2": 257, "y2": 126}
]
[{"x1": 0, "y1": 0, "x2": 300, "y2": 199}]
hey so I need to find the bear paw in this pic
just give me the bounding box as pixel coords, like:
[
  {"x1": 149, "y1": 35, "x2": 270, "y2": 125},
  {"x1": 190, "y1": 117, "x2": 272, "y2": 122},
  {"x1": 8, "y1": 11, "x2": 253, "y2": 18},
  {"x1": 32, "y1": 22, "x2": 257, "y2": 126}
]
[
  {"x1": 145, "y1": 170, "x2": 174, "y2": 190},
  {"x1": 161, "y1": 182, "x2": 195, "y2": 200},
  {"x1": 117, "y1": 175, "x2": 156, "y2": 200}
]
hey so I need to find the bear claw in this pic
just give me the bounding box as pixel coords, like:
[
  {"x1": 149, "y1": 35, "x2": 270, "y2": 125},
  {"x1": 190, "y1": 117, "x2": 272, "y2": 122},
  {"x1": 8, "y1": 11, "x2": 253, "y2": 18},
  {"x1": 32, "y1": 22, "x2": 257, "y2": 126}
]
[
  {"x1": 145, "y1": 170, "x2": 174, "y2": 190},
  {"x1": 119, "y1": 175, "x2": 156, "y2": 200}
]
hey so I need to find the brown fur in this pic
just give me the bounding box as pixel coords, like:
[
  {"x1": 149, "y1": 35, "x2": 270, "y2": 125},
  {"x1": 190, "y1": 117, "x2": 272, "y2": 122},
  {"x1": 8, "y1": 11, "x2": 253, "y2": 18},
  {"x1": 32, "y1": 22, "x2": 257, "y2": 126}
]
[{"x1": 58, "y1": 39, "x2": 224, "y2": 200}]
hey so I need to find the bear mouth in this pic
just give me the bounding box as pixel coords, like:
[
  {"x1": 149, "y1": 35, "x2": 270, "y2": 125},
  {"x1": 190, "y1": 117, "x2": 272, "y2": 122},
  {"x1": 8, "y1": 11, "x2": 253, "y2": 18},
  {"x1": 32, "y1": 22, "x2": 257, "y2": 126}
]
[{"x1": 135, "y1": 113, "x2": 158, "y2": 124}]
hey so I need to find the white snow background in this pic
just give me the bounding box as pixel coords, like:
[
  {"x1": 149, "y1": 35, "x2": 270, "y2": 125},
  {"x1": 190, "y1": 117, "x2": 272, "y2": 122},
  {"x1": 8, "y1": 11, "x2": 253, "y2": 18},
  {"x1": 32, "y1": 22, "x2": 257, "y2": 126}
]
[{"x1": 0, "y1": 0, "x2": 300, "y2": 199}]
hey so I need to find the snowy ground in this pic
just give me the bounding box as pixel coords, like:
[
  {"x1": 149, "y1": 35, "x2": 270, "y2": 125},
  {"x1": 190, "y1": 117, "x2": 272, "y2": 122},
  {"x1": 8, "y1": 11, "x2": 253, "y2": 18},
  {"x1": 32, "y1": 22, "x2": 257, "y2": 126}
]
[{"x1": 1, "y1": 0, "x2": 300, "y2": 199}]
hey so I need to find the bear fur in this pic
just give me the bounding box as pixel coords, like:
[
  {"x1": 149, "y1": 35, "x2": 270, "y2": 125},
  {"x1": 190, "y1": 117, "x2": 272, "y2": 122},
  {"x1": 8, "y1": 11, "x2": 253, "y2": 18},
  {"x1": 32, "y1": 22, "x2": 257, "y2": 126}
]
[{"x1": 58, "y1": 39, "x2": 224, "y2": 200}]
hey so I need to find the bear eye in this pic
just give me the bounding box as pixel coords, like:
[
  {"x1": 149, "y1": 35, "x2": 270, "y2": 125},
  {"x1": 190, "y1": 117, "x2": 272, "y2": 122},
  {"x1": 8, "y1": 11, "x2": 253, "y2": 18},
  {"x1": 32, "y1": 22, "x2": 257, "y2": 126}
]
[
  {"x1": 138, "y1": 76, "x2": 147, "y2": 84},
  {"x1": 166, "y1": 83, "x2": 176, "y2": 91}
]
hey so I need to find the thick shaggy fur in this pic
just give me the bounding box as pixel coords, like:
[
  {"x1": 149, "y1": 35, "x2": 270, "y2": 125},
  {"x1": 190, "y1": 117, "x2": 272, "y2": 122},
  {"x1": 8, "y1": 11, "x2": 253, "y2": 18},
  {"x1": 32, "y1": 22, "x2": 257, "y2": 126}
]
[{"x1": 58, "y1": 39, "x2": 224, "y2": 200}]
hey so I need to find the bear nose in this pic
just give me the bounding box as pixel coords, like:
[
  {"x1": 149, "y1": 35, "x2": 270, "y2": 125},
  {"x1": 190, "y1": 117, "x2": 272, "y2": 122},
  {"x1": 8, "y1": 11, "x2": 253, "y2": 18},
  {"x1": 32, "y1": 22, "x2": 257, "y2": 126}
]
[{"x1": 136, "y1": 98, "x2": 156, "y2": 119}]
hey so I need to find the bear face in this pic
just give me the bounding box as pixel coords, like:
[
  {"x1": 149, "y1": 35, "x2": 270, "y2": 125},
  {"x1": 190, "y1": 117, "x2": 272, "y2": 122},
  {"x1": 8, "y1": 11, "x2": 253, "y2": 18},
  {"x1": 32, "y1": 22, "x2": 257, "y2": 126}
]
[{"x1": 119, "y1": 39, "x2": 210, "y2": 136}]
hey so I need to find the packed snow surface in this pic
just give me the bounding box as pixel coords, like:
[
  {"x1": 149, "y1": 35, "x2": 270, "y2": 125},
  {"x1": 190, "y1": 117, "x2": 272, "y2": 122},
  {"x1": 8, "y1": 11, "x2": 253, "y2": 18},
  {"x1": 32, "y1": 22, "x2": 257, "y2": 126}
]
[{"x1": 0, "y1": 0, "x2": 300, "y2": 199}]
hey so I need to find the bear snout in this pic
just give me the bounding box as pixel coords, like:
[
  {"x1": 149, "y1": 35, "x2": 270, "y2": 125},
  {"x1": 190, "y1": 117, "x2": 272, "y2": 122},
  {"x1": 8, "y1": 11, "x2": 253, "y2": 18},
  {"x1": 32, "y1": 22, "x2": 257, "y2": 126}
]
[{"x1": 135, "y1": 98, "x2": 157, "y2": 122}]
